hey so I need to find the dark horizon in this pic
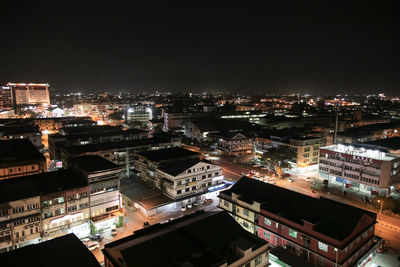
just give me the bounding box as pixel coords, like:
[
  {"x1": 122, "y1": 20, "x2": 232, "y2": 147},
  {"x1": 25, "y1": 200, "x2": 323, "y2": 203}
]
[{"x1": 1, "y1": 2, "x2": 399, "y2": 96}]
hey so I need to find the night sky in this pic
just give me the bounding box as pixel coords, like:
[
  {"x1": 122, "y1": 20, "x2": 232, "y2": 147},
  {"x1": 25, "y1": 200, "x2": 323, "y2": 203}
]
[{"x1": 1, "y1": 2, "x2": 399, "y2": 95}]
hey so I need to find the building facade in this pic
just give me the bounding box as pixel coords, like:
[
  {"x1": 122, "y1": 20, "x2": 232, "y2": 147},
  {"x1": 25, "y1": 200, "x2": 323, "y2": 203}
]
[
  {"x1": 7, "y1": 83, "x2": 50, "y2": 106},
  {"x1": 209, "y1": 131, "x2": 253, "y2": 156},
  {"x1": 219, "y1": 177, "x2": 380, "y2": 267},
  {"x1": 0, "y1": 86, "x2": 13, "y2": 110},
  {"x1": 319, "y1": 144, "x2": 400, "y2": 196}
]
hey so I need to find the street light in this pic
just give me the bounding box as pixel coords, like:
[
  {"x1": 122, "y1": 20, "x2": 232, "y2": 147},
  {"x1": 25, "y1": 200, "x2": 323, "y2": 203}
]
[
  {"x1": 377, "y1": 199, "x2": 384, "y2": 220},
  {"x1": 334, "y1": 248, "x2": 338, "y2": 267}
]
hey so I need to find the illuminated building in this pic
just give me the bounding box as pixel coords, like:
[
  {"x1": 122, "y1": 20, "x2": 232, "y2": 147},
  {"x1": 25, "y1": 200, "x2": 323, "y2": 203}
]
[
  {"x1": 0, "y1": 86, "x2": 13, "y2": 110},
  {"x1": 319, "y1": 143, "x2": 400, "y2": 196},
  {"x1": 7, "y1": 83, "x2": 50, "y2": 107}
]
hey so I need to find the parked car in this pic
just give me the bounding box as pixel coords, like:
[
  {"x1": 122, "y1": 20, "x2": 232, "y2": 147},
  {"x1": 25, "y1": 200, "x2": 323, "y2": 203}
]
[
  {"x1": 180, "y1": 205, "x2": 187, "y2": 212},
  {"x1": 89, "y1": 234, "x2": 103, "y2": 242},
  {"x1": 111, "y1": 225, "x2": 117, "y2": 237},
  {"x1": 306, "y1": 177, "x2": 312, "y2": 180},
  {"x1": 187, "y1": 203, "x2": 193, "y2": 209},
  {"x1": 87, "y1": 241, "x2": 100, "y2": 251},
  {"x1": 312, "y1": 189, "x2": 317, "y2": 193},
  {"x1": 287, "y1": 178, "x2": 294, "y2": 183},
  {"x1": 143, "y1": 221, "x2": 150, "y2": 227},
  {"x1": 363, "y1": 195, "x2": 371, "y2": 204}
]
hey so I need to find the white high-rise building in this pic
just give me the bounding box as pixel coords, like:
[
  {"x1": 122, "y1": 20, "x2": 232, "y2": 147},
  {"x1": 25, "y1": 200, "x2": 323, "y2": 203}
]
[{"x1": 7, "y1": 83, "x2": 50, "y2": 107}]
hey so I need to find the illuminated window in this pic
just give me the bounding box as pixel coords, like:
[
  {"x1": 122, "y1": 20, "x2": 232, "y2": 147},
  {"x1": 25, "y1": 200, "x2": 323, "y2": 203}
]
[
  {"x1": 318, "y1": 242, "x2": 328, "y2": 252},
  {"x1": 289, "y1": 228, "x2": 297, "y2": 238},
  {"x1": 264, "y1": 218, "x2": 271, "y2": 226}
]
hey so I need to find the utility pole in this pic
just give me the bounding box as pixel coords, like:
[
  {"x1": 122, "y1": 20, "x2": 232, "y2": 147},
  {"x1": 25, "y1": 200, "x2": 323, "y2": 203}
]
[{"x1": 333, "y1": 101, "x2": 339, "y2": 144}]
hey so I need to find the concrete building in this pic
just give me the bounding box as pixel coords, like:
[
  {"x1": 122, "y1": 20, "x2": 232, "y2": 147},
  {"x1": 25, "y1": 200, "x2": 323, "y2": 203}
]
[
  {"x1": 319, "y1": 143, "x2": 400, "y2": 195},
  {"x1": 0, "y1": 86, "x2": 13, "y2": 110},
  {"x1": 126, "y1": 105, "x2": 152, "y2": 123},
  {"x1": 48, "y1": 125, "x2": 147, "y2": 162},
  {"x1": 69, "y1": 156, "x2": 123, "y2": 230},
  {"x1": 0, "y1": 169, "x2": 89, "y2": 253},
  {"x1": 0, "y1": 139, "x2": 47, "y2": 180},
  {"x1": 219, "y1": 177, "x2": 381, "y2": 267},
  {"x1": 7, "y1": 83, "x2": 50, "y2": 107},
  {"x1": 103, "y1": 211, "x2": 270, "y2": 267},
  {"x1": 336, "y1": 122, "x2": 400, "y2": 144},
  {"x1": 0, "y1": 125, "x2": 43, "y2": 149},
  {"x1": 0, "y1": 234, "x2": 100, "y2": 267},
  {"x1": 208, "y1": 131, "x2": 253, "y2": 156},
  {"x1": 61, "y1": 133, "x2": 181, "y2": 177},
  {"x1": 134, "y1": 147, "x2": 224, "y2": 201}
]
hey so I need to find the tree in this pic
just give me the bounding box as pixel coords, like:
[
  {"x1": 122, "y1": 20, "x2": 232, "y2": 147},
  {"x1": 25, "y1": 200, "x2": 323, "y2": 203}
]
[
  {"x1": 108, "y1": 111, "x2": 124, "y2": 121},
  {"x1": 89, "y1": 221, "x2": 98, "y2": 235},
  {"x1": 261, "y1": 146, "x2": 297, "y2": 178},
  {"x1": 372, "y1": 196, "x2": 397, "y2": 211}
]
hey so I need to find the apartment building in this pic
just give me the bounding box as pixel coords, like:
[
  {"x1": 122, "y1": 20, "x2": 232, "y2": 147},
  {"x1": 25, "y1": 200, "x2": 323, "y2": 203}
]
[
  {"x1": 103, "y1": 211, "x2": 270, "y2": 267},
  {"x1": 0, "y1": 139, "x2": 47, "y2": 180},
  {"x1": 34, "y1": 117, "x2": 95, "y2": 132},
  {"x1": 0, "y1": 169, "x2": 89, "y2": 253},
  {"x1": 61, "y1": 133, "x2": 181, "y2": 177},
  {"x1": 319, "y1": 144, "x2": 400, "y2": 196},
  {"x1": 134, "y1": 147, "x2": 224, "y2": 200},
  {"x1": 255, "y1": 132, "x2": 323, "y2": 167},
  {"x1": 8, "y1": 83, "x2": 50, "y2": 106},
  {"x1": 337, "y1": 122, "x2": 400, "y2": 144},
  {"x1": 208, "y1": 131, "x2": 253, "y2": 155},
  {"x1": 69, "y1": 156, "x2": 123, "y2": 230},
  {"x1": 219, "y1": 177, "x2": 380, "y2": 267}
]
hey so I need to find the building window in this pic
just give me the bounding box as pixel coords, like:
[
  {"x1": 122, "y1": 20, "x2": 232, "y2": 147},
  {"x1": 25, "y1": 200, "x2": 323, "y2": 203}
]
[
  {"x1": 264, "y1": 231, "x2": 270, "y2": 240},
  {"x1": 215, "y1": 172, "x2": 219, "y2": 176},
  {"x1": 318, "y1": 242, "x2": 328, "y2": 252},
  {"x1": 243, "y1": 209, "x2": 249, "y2": 216},
  {"x1": 255, "y1": 255, "x2": 262, "y2": 266},
  {"x1": 192, "y1": 178, "x2": 196, "y2": 182},
  {"x1": 177, "y1": 190, "x2": 181, "y2": 194},
  {"x1": 191, "y1": 186, "x2": 196, "y2": 190},
  {"x1": 264, "y1": 218, "x2": 271, "y2": 226},
  {"x1": 208, "y1": 174, "x2": 212, "y2": 178},
  {"x1": 106, "y1": 205, "x2": 119, "y2": 212},
  {"x1": 187, "y1": 169, "x2": 191, "y2": 173},
  {"x1": 185, "y1": 188, "x2": 189, "y2": 192},
  {"x1": 243, "y1": 221, "x2": 249, "y2": 228},
  {"x1": 289, "y1": 228, "x2": 297, "y2": 238},
  {"x1": 223, "y1": 200, "x2": 229, "y2": 207}
]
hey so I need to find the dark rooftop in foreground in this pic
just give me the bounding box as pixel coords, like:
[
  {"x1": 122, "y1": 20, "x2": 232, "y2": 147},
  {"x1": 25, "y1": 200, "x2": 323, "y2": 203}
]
[
  {"x1": 68, "y1": 155, "x2": 122, "y2": 173},
  {"x1": 136, "y1": 147, "x2": 200, "y2": 162},
  {"x1": 0, "y1": 139, "x2": 45, "y2": 167},
  {"x1": 220, "y1": 176, "x2": 376, "y2": 243},
  {"x1": 0, "y1": 234, "x2": 100, "y2": 267},
  {"x1": 0, "y1": 169, "x2": 87, "y2": 203},
  {"x1": 103, "y1": 211, "x2": 268, "y2": 267}
]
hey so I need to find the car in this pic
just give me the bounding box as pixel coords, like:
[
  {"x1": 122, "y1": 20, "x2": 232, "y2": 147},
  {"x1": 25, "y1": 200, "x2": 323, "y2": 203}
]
[
  {"x1": 363, "y1": 195, "x2": 371, "y2": 203},
  {"x1": 180, "y1": 205, "x2": 187, "y2": 212},
  {"x1": 143, "y1": 221, "x2": 150, "y2": 227},
  {"x1": 287, "y1": 178, "x2": 294, "y2": 183},
  {"x1": 89, "y1": 234, "x2": 103, "y2": 242},
  {"x1": 306, "y1": 177, "x2": 312, "y2": 180},
  {"x1": 312, "y1": 189, "x2": 317, "y2": 193},
  {"x1": 187, "y1": 203, "x2": 193, "y2": 209},
  {"x1": 111, "y1": 225, "x2": 117, "y2": 237},
  {"x1": 87, "y1": 241, "x2": 100, "y2": 251},
  {"x1": 81, "y1": 238, "x2": 90, "y2": 245}
]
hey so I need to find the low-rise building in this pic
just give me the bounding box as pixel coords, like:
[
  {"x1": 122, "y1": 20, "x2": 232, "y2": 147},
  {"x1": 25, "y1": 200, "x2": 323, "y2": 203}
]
[
  {"x1": 208, "y1": 131, "x2": 253, "y2": 155},
  {"x1": 61, "y1": 133, "x2": 181, "y2": 176},
  {"x1": 0, "y1": 169, "x2": 89, "y2": 253},
  {"x1": 69, "y1": 155, "x2": 123, "y2": 230},
  {"x1": 0, "y1": 139, "x2": 47, "y2": 181},
  {"x1": 319, "y1": 143, "x2": 400, "y2": 195},
  {"x1": 134, "y1": 147, "x2": 224, "y2": 201},
  {"x1": 0, "y1": 125, "x2": 43, "y2": 149},
  {"x1": 219, "y1": 177, "x2": 380, "y2": 267},
  {"x1": 103, "y1": 211, "x2": 270, "y2": 267}
]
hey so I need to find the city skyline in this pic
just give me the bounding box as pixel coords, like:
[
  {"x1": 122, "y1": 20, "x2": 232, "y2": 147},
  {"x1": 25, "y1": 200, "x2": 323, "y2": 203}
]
[{"x1": 1, "y1": 3, "x2": 399, "y2": 95}]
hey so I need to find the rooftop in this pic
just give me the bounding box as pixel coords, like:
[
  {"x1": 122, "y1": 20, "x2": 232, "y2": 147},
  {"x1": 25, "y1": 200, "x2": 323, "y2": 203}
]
[
  {"x1": 0, "y1": 234, "x2": 100, "y2": 267},
  {"x1": 69, "y1": 155, "x2": 122, "y2": 173},
  {"x1": 63, "y1": 133, "x2": 178, "y2": 154},
  {"x1": 0, "y1": 139, "x2": 45, "y2": 167},
  {"x1": 339, "y1": 121, "x2": 400, "y2": 137},
  {"x1": 208, "y1": 130, "x2": 248, "y2": 139},
  {"x1": 321, "y1": 143, "x2": 400, "y2": 161},
  {"x1": 220, "y1": 176, "x2": 376, "y2": 243},
  {"x1": 159, "y1": 158, "x2": 212, "y2": 176},
  {"x1": 103, "y1": 211, "x2": 267, "y2": 267},
  {"x1": 136, "y1": 147, "x2": 199, "y2": 162},
  {"x1": 0, "y1": 169, "x2": 87, "y2": 204},
  {"x1": 188, "y1": 118, "x2": 255, "y2": 132}
]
